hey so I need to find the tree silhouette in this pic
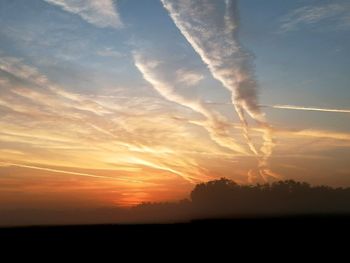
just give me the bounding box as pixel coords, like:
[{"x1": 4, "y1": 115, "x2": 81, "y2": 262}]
[
  {"x1": 4, "y1": 178, "x2": 350, "y2": 226},
  {"x1": 130, "y1": 178, "x2": 350, "y2": 221}
]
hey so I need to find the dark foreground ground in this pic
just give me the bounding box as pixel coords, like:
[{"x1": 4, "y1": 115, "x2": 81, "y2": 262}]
[
  {"x1": 1, "y1": 216, "x2": 350, "y2": 248},
  {"x1": 0, "y1": 218, "x2": 348, "y2": 260},
  {"x1": 1, "y1": 219, "x2": 347, "y2": 260}
]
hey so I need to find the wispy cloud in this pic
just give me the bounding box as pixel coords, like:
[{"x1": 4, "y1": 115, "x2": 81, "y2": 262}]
[
  {"x1": 43, "y1": 0, "x2": 123, "y2": 28},
  {"x1": 280, "y1": 2, "x2": 350, "y2": 32},
  {"x1": 0, "y1": 55, "x2": 224, "y2": 185},
  {"x1": 176, "y1": 69, "x2": 204, "y2": 87},
  {"x1": 161, "y1": 0, "x2": 278, "y2": 182},
  {"x1": 3, "y1": 54, "x2": 347, "y2": 187},
  {"x1": 133, "y1": 51, "x2": 249, "y2": 156},
  {"x1": 96, "y1": 47, "x2": 125, "y2": 58}
]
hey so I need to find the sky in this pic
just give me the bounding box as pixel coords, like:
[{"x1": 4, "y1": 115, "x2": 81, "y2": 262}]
[{"x1": 0, "y1": 0, "x2": 349, "y2": 210}]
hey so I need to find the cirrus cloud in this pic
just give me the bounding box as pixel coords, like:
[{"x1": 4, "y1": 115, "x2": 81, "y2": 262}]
[
  {"x1": 43, "y1": 0, "x2": 123, "y2": 29},
  {"x1": 280, "y1": 2, "x2": 350, "y2": 32},
  {"x1": 176, "y1": 69, "x2": 204, "y2": 87}
]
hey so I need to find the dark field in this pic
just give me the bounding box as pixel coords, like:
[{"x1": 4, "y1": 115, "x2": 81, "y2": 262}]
[{"x1": 2, "y1": 216, "x2": 350, "y2": 243}]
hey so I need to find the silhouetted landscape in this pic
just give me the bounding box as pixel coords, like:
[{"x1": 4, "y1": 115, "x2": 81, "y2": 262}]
[
  {"x1": 2, "y1": 178, "x2": 350, "y2": 245},
  {"x1": 129, "y1": 178, "x2": 350, "y2": 221},
  {"x1": 2, "y1": 178, "x2": 350, "y2": 226}
]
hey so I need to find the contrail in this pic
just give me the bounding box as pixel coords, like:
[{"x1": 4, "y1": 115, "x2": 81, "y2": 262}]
[
  {"x1": 206, "y1": 102, "x2": 350, "y2": 114},
  {"x1": 133, "y1": 51, "x2": 249, "y2": 156},
  {"x1": 269, "y1": 105, "x2": 350, "y2": 114},
  {"x1": 161, "y1": 0, "x2": 261, "y2": 155},
  {"x1": 0, "y1": 162, "x2": 144, "y2": 183},
  {"x1": 161, "y1": 0, "x2": 278, "y2": 182},
  {"x1": 121, "y1": 155, "x2": 199, "y2": 184}
]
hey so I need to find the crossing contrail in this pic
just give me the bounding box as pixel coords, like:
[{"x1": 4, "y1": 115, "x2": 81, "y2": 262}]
[{"x1": 161, "y1": 0, "x2": 278, "y2": 182}]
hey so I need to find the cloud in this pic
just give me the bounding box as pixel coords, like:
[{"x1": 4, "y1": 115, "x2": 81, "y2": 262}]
[
  {"x1": 1, "y1": 55, "x2": 231, "y2": 186},
  {"x1": 96, "y1": 47, "x2": 125, "y2": 58},
  {"x1": 133, "y1": 51, "x2": 249, "y2": 156},
  {"x1": 161, "y1": 0, "x2": 265, "y2": 121},
  {"x1": 290, "y1": 129, "x2": 350, "y2": 142},
  {"x1": 0, "y1": 56, "x2": 49, "y2": 86},
  {"x1": 280, "y1": 2, "x2": 350, "y2": 32},
  {"x1": 43, "y1": 0, "x2": 123, "y2": 28},
  {"x1": 176, "y1": 69, "x2": 204, "y2": 87},
  {"x1": 161, "y1": 0, "x2": 277, "y2": 182}
]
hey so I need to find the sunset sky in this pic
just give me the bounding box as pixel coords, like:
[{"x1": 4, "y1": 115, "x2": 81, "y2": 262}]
[{"x1": 0, "y1": 0, "x2": 349, "y2": 210}]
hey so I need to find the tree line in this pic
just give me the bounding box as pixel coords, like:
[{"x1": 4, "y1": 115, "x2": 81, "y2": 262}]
[{"x1": 131, "y1": 178, "x2": 350, "y2": 221}]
